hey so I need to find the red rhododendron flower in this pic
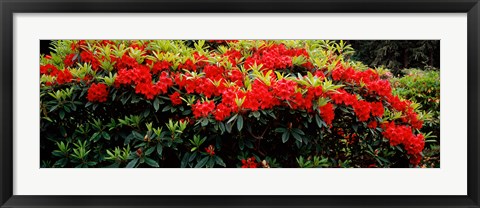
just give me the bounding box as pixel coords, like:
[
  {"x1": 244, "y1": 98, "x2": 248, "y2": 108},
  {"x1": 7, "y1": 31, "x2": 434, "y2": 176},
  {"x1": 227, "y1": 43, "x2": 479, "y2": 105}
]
[
  {"x1": 115, "y1": 54, "x2": 138, "y2": 69},
  {"x1": 382, "y1": 121, "x2": 425, "y2": 165},
  {"x1": 388, "y1": 95, "x2": 409, "y2": 112},
  {"x1": 63, "y1": 53, "x2": 76, "y2": 67},
  {"x1": 241, "y1": 157, "x2": 258, "y2": 168},
  {"x1": 157, "y1": 72, "x2": 173, "y2": 94},
  {"x1": 409, "y1": 153, "x2": 423, "y2": 166},
  {"x1": 244, "y1": 44, "x2": 297, "y2": 70},
  {"x1": 353, "y1": 100, "x2": 371, "y2": 122},
  {"x1": 204, "y1": 65, "x2": 225, "y2": 80},
  {"x1": 80, "y1": 51, "x2": 100, "y2": 71},
  {"x1": 178, "y1": 59, "x2": 196, "y2": 71},
  {"x1": 319, "y1": 103, "x2": 335, "y2": 126},
  {"x1": 406, "y1": 109, "x2": 423, "y2": 130},
  {"x1": 329, "y1": 89, "x2": 357, "y2": 106},
  {"x1": 273, "y1": 79, "x2": 297, "y2": 100},
  {"x1": 223, "y1": 50, "x2": 242, "y2": 65},
  {"x1": 192, "y1": 100, "x2": 215, "y2": 118},
  {"x1": 404, "y1": 134, "x2": 425, "y2": 156},
  {"x1": 195, "y1": 78, "x2": 218, "y2": 98},
  {"x1": 367, "y1": 80, "x2": 392, "y2": 97},
  {"x1": 40, "y1": 64, "x2": 60, "y2": 76},
  {"x1": 228, "y1": 69, "x2": 244, "y2": 86},
  {"x1": 135, "y1": 82, "x2": 161, "y2": 100},
  {"x1": 205, "y1": 145, "x2": 215, "y2": 156},
  {"x1": 370, "y1": 102, "x2": 384, "y2": 118},
  {"x1": 170, "y1": 92, "x2": 182, "y2": 106},
  {"x1": 132, "y1": 65, "x2": 152, "y2": 84},
  {"x1": 87, "y1": 83, "x2": 108, "y2": 103},
  {"x1": 152, "y1": 60, "x2": 171, "y2": 74},
  {"x1": 213, "y1": 103, "x2": 232, "y2": 121},
  {"x1": 367, "y1": 121, "x2": 378, "y2": 129},
  {"x1": 56, "y1": 69, "x2": 73, "y2": 85},
  {"x1": 114, "y1": 68, "x2": 135, "y2": 87}
]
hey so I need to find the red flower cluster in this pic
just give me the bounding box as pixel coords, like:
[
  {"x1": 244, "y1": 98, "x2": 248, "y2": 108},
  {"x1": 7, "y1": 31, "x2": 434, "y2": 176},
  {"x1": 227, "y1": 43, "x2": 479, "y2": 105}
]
[
  {"x1": 241, "y1": 157, "x2": 258, "y2": 168},
  {"x1": 40, "y1": 64, "x2": 59, "y2": 76},
  {"x1": 223, "y1": 50, "x2": 242, "y2": 65},
  {"x1": 40, "y1": 64, "x2": 74, "y2": 85},
  {"x1": 387, "y1": 95, "x2": 422, "y2": 129},
  {"x1": 178, "y1": 59, "x2": 197, "y2": 71},
  {"x1": 353, "y1": 100, "x2": 372, "y2": 122},
  {"x1": 115, "y1": 66, "x2": 173, "y2": 100},
  {"x1": 382, "y1": 121, "x2": 425, "y2": 165},
  {"x1": 116, "y1": 54, "x2": 139, "y2": 69},
  {"x1": 330, "y1": 89, "x2": 384, "y2": 122},
  {"x1": 244, "y1": 44, "x2": 308, "y2": 70},
  {"x1": 213, "y1": 103, "x2": 232, "y2": 121},
  {"x1": 55, "y1": 69, "x2": 73, "y2": 85},
  {"x1": 370, "y1": 102, "x2": 385, "y2": 118},
  {"x1": 367, "y1": 121, "x2": 378, "y2": 129},
  {"x1": 80, "y1": 51, "x2": 100, "y2": 70},
  {"x1": 329, "y1": 89, "x2": 357, "y2": 106},
  {"x1": 64, "y1": 53, "x2": 76, "y2": 67},
  {"x1": 152, "y1": 60, "x2": 171, "y2": 74},
  {"x1": 273, "y1": 79, "x2": 297, "y2": 100},
  {"x1": 205, "y1": 145, "x2": 215, "y2": 156},
  {"x1": 319, "y1": 103, "x2": 335, "y2": 126},
  {"x1": 87, "y1": 83, "x2": 108, "y2": 103},
  {"x1": 169, "y1": 92, "x2": 182, "y2": 106},
  {"x1": 192, "y1": 100, "x2": 215, "y2": 118}
]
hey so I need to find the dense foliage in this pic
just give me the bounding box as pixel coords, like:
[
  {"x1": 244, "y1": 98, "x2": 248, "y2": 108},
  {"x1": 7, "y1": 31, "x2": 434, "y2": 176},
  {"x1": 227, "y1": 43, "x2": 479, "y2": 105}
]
[
  {"x1": 40, "y1": 40, "x2": 432, "y2": 168},
  {"x1": 348, "y1": 40, "x2": 440, "y2": 74},
  {"x1": 391, "y1": 69, "x2": 440, "y2": 167}
]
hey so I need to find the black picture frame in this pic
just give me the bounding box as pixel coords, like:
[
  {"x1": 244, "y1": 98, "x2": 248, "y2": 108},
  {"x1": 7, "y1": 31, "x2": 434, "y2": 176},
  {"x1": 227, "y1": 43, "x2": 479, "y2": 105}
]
[{"x1": 1, "y1": 0, "x2": 479, "y2": 207}]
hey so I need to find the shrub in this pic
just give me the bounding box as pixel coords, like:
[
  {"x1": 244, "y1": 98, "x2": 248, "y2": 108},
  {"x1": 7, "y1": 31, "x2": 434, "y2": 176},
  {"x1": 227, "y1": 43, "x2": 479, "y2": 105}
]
[
  {"x1": 391, "y1": 69, "x2": 440, "y2": 167},
  {"x1": 40, "y1": 40, "x2": 429, "y2": 168}
]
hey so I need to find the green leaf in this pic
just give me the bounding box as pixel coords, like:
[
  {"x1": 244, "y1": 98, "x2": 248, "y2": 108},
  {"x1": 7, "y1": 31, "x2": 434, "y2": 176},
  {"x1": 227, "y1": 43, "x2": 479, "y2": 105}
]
[
  {"x1": 239, "y1": 139, "x2": 245, "y2": 150},
  {"x1": 91, "y1": 132, "x2": 101, "y2": 142},
  {"x1": 180, "y1": 153, "x2": 190, "y2": 168},
  {"x1": 215, "y1": 156, "x2": 226, "y2": 167},
  {"x1": 226, "y1": 114, "x2": 238, "y2": 124},
  {"x1": 201, "y1": 118, "x2": 209, "y2": 126},
  {"x1": 315, "y1": 114, "x2": 322, "y2": 129},
  {"x1": 207, "y1": 157, "x2": 216, "y2": 168},
  {"x1": 292, "y1": 128, "x2": 305, "y2": 135},
  {"x1": 237, "y1": 115, "x2": 244, "y2": 131},
  {"x1": 274, "y1": 128, "x2": 286, "y2": 133},
  {"x1": 153, "y1": 98, "x2": 160, "y2": 112},
  {"x1": 132, "y1": 131, "x2": 143, "y2": 140},
  {"x1": 156, "y1": 143, "x2": 163, "y2": 156},
  {"x1": 225, "y1": 122, "x2": 233, "y2": 133},
  {"x1": 194, "y1": 157, "x2": 209, "y2": 168},
  {"x1": 281, "y1": 131, "x2": 290, "y2": 143},
  {"x1": 126, "y1": 158, "x2": 139, "y2": 168},
  {"x1": 144, "y1": 157, "x2": 159, "y2": 167},
  {"x1": 162, "y1": 105, "x2": 171, "y2": 112},
  {"x1": 102, "y1": 132, "x2": 110, "y2": 140},
  {"x1": 218, "y1": 122, "x2": 226, "y2": 134},
  {"x1": 54, "y1": 158, "x2": 68, "y2": 167},
  {"x1": 145, "y1": 147, "x2": 155, "y2": 156},
  {"x1": 59, "y1": 110, "x2": 65, "y2": 120},
  {"x1": 105, "y1": 162, "x2": 120, "y2": 168},
  {"x1": 292, "y1": 132, "x2": 303, "y2": 143},
  {"x1": 189, "y1": 151, "x2": 197, "y2": 162}
]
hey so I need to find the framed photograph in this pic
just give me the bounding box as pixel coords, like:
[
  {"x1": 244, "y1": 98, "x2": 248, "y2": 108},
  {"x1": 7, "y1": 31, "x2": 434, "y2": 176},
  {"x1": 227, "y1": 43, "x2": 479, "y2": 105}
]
[{"x1": 1, "y1": 0, "x2": 479, "y2": 207}]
